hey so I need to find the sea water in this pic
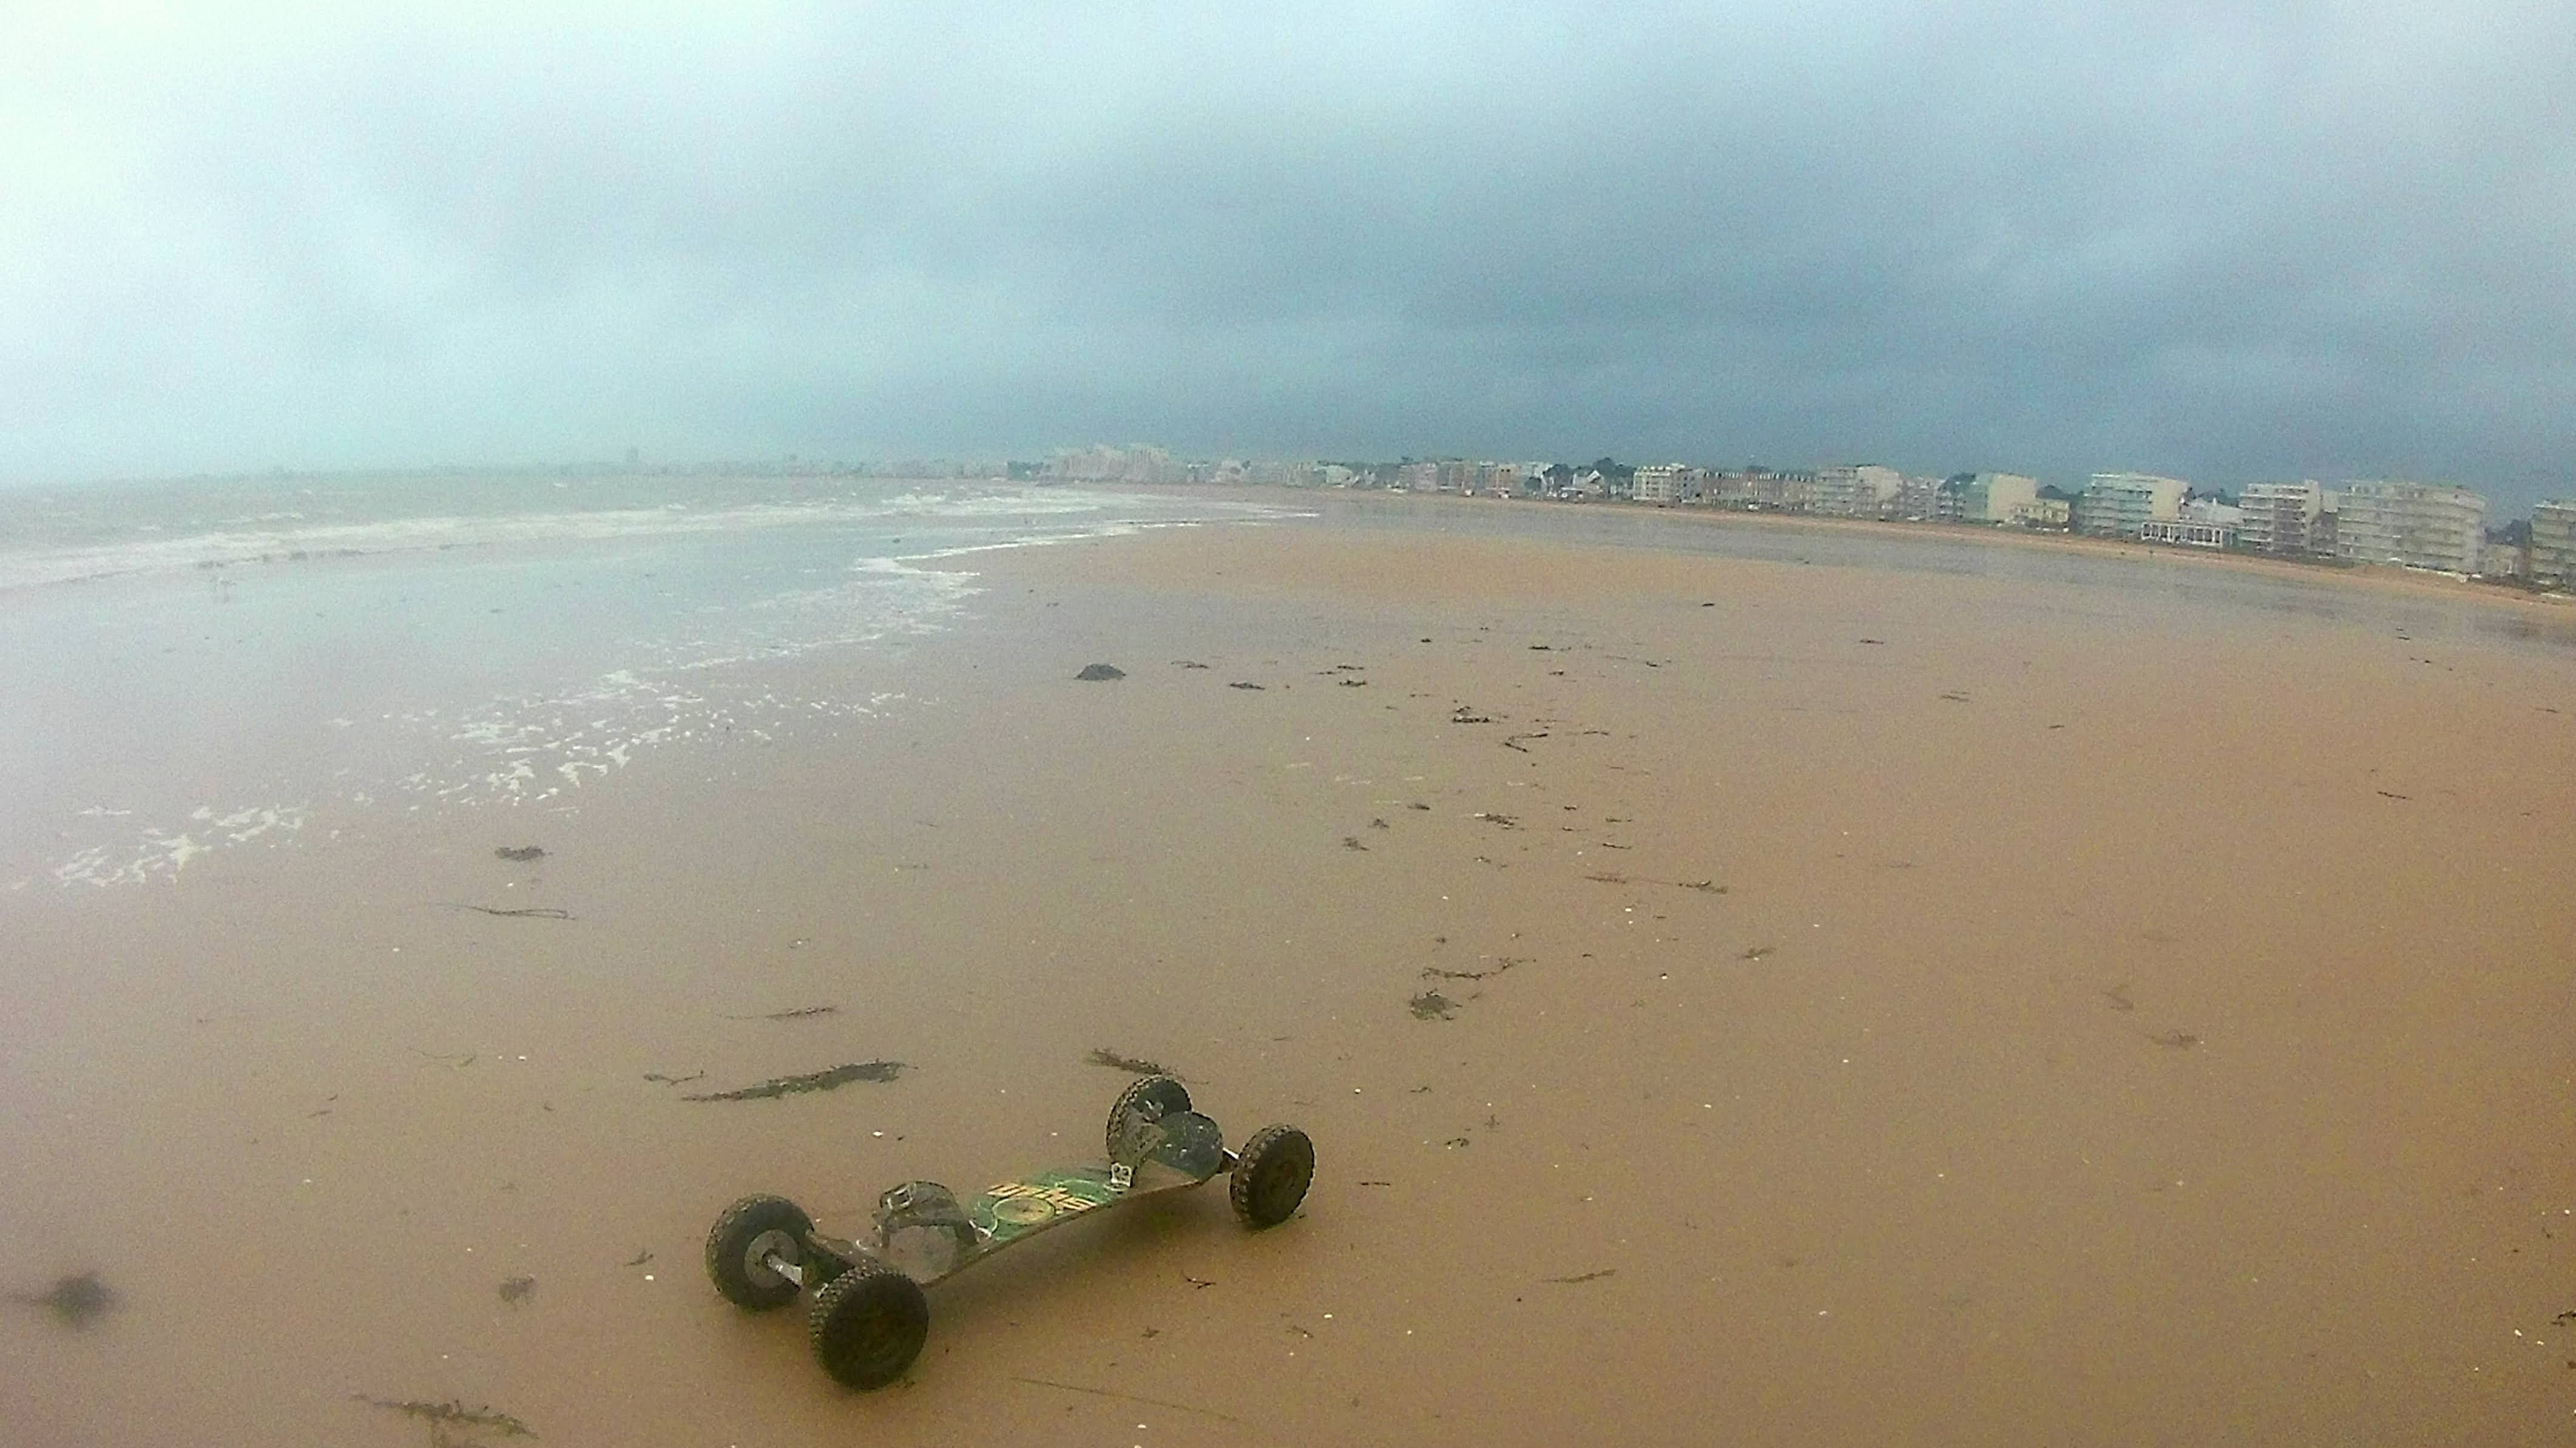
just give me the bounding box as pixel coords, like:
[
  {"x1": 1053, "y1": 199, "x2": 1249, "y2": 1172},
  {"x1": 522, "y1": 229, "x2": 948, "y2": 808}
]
[{"x1": 0, "y1": 472, "x2": 1296, "y2": 889}]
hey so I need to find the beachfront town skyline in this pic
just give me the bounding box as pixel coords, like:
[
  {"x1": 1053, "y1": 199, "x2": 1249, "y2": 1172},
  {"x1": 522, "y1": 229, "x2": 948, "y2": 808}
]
[{"x1": 973, "y1": 444, "x2": 2571, "y2": 593}]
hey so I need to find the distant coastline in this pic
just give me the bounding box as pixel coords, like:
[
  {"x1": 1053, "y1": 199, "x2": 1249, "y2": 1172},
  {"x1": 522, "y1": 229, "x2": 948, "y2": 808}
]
[{"x1": 1149, "y1": 479, "x2": 2576, "y2": 616}]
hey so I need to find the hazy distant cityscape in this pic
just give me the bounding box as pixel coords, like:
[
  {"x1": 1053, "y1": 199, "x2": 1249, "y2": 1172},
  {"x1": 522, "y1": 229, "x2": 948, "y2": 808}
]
[{"x1": 725, "y1": 444, "x2": 2572, "y2": 593}]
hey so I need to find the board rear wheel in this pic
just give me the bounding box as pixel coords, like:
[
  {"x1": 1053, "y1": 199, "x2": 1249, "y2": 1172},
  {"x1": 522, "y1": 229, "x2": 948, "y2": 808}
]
[
  {"x1": 808, "y1": 1258, "x2": 930, "y2": 1389},
  {"x1": 1229, "y1": 1124, "x2": 1314, "y2": 1228},
  {"x1": 705, "y1": 1194, "x2": 813, "y2": 1310}
]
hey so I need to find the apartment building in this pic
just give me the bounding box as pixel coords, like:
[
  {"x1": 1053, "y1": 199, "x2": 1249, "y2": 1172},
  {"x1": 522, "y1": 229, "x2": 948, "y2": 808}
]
[
  {"x1": 1952, "y1": 472, "x2": 2037, "y2": 524},
  {"x1": 2237, "y1": 481, "x2": 2329, "y2": 555},
  {"x1": 2018, "y1": 492, "x2": 2074, "y2": 529},
  {"x1": 1811, "y1": 465, "x2": 1902, "y2": 518},
  {"x1": 2075, "y1": 473, "x2": 2189, "y2": 538},
  {"x1": 1634, "y1": 464, "x2": 1688, "y2": 504},
  {"x1": 2334, "y1": 481, "x2": 2486, "y2": 573},
  {"x1": 2531, "y1": 501, "x2": 2576, "y2": 587}
]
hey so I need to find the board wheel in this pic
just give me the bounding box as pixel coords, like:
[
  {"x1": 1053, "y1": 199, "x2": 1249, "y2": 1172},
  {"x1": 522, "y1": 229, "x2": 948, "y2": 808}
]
[
  {"x1": 1229, "y1": 1124, "x2": 1314, "y2": 1228},
  {"x1": 808, "y1": 1257, "x2": 930, "y2": 1390},
  {"x1": 705, "y1": 1194, "x2": 813, "y2": 1310},
  {"x1": 1106, "y1": 1074, "x2": 1192, "y2": 1160}
]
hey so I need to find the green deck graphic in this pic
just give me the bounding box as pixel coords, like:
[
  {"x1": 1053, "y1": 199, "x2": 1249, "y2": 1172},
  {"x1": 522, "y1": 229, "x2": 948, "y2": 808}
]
[{"x1": 969, "y1": 1166, "x2": 1125, "y2": 1248}]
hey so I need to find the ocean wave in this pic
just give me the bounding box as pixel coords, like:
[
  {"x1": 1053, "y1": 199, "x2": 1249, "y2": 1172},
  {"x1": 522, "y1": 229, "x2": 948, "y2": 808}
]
[{"x1": 0, "y1": 486, "x2": 1303, "y2": 592}]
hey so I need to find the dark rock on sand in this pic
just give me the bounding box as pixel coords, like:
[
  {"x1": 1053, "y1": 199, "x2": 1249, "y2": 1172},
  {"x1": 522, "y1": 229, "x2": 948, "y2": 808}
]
[
  {"x1": 18, "y1": 1270, "x2": 116, "y2": 1328},
  {"x1": 1075, "y1": 663, "x2": 1126, "y2": 681}
]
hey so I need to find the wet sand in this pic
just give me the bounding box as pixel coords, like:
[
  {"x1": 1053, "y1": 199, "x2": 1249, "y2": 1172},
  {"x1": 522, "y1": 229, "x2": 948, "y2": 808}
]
[{"x1": 4, "y1": 515, "x2": 2573, "y2": 1446}]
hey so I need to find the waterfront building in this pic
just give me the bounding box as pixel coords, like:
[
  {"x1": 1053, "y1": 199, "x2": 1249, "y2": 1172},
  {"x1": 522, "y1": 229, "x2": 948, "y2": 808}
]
[
  {"x1": 1046, "y1": 443, "x2": 1180, "y2": 483},
  {"x1": 2019, "y1": 490, "x2": 2074, "y2": 529},
  {"x1": 1812, "y1": 465, "x2": 1902, "y2": 518},
  {"x1": 2532, "y1": 501, "x2": 2576, "y2": 587},
  {"x1": 1707, "y1": 468, "x2": 1808, "y2": 510},
  {"x1": 2334, "y1": 481, "x2": 2486, "y2": 573},
  {"x1": 2237, "y1": 481, "x2": 2330, "y2": 555},
  {"x1": 1634, "y1": 464, "x2": 1688, "y2": 504},
  {"x1": 1956, "y1": 472, "x2": 2038, "y2": 524},
  {"x1": 2138, "y1": 518, "x2": 2230, "y2": 547},
  {"x1": 1856, "y1": 465, "x2": 1901, "y2": 516},
  {"x1": 2139, "y1": 500, "x2": 2240, "y2": 549},
  {"x1": 1811, "y1": 466, "x2": 1858, "y2": 516},
  {"x1": 2480, "y1": 541, "x2": 2526, "y2": 578},
  {"x1": 2075, "y1": 473, "x2": 2189, "y2": 538}
]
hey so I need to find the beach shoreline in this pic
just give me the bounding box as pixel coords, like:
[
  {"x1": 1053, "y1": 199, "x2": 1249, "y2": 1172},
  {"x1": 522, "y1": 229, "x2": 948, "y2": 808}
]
[{"x1": 4, "y1": 510, "x2": 2571, "y2": 1446}]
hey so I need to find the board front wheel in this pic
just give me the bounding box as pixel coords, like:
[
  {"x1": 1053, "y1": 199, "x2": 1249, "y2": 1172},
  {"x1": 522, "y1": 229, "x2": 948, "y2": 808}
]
[
  {"x1": 1229, "y1": 1124, "x2": 1314, "y2": 1228},
  {"x1": 1106, "y1": 1074, "x2": 1193, "y2": 1160}
]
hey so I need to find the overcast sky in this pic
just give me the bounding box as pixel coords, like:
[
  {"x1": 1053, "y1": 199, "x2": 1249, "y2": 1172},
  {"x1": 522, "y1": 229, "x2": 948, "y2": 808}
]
[{"x1": 3, "y1": 2, "x2": 2570, "y2": 507}]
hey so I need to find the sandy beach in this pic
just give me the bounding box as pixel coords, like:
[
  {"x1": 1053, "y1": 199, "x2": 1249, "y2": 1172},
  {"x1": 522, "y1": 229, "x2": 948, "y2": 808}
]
[{"x1": 5, "y1": 507, "x2": 2573, "y2": 1446}]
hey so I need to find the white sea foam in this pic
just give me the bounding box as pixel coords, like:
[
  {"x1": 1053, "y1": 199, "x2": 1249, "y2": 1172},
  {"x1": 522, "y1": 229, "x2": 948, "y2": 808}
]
[
  {"x1": 374, "y1": 558, "x2": 967, "y2": 811},
  {"x1": 53, "y1": 804, "x2": 308, "y2": 888}
]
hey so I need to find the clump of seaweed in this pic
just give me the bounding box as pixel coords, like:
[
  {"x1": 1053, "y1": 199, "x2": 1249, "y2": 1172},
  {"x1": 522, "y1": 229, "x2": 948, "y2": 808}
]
[
  {"x1": 497, "y1": 1276, "x2": 535, "y2": 1305},
  {"x1": 722, "y1": 1004, "x2": 838, "y2": 1021},
  {"x1": 1408, "y1": 990, "x2": 1458, "y2": 1021},
  {"x1": 682, "y1": 1061, "x2": 907, "y2": 1101},
  {"x1": 354, "y1": 1395, "x2": 535, "y2": 1441},
  {"x1": 1086, "y1": 1048, "x2": 1173, "y2": 1075},
  {"x1": 1422, "y1": 958, "x2": 1522, "y2": 982},
  {"x1": 493, "y1": 845, "x2": 545, "y2": 862},
  {"x1": 442, "y1": 904, "x2": 573, "y2": 920},
  {"x1": 15, "y1": 1270, "x2": 116, "y2": 1328}
]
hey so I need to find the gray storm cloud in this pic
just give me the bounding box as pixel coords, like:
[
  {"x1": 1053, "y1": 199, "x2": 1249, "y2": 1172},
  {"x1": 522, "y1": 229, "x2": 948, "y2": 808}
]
[{"x1": 2, "y1": 2, "x2": 2570, "y2": 507}]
